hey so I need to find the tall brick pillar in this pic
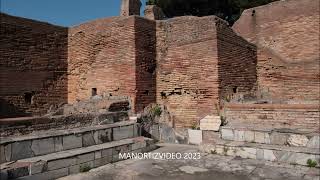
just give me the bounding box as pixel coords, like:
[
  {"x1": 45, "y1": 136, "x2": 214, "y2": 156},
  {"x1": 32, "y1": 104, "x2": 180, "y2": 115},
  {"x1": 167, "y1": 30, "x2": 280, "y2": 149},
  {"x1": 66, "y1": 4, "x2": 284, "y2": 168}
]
[{"x1": 120, "y1": 0, "x2": 142, "y2": 16}]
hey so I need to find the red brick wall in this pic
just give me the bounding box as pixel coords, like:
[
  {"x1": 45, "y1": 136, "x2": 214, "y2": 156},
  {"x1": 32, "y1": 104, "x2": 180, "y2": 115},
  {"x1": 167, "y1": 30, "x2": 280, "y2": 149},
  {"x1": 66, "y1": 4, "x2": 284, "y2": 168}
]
[
  {"x1": 0, "y1": 13, "x2": 68, "y2": 118},
  {"x1": 216, "y1": 20, "x2": 257, "y2": 102},
  {"x1": 233, "y1": 0, "x2": 320, "y2": 103},
  {"x1": 134, "y1": 17, "x2": 157, "y2": 111},
  {"x1": 225, "y1": 104, "x2": 320, "y2": 130},
  {"x1": 68, "y1": 16, "x2": 156, "y2": 112},
  {"x1": 156, "y1": 16, "x2": 257, "y2": 128},
  {"x1": 156, "y1": 16, "x2": 219, "y2": 128}
]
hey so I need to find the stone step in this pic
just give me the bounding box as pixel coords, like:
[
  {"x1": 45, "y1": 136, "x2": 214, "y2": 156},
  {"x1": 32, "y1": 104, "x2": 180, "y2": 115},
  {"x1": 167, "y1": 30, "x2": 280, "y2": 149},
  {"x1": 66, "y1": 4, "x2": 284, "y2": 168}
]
[
  {"x1": 0, "y1": 137, "x2": 156, "y2": 180},
  {"x1": 0, "y1": 121, "x2": 140, "y2": 163},
  {"x1": 221, "y1": 126, "x2": 319, "y2": 148},
  {"x1": 200, "y1": 139, "x2": 320, "y2": 167}
]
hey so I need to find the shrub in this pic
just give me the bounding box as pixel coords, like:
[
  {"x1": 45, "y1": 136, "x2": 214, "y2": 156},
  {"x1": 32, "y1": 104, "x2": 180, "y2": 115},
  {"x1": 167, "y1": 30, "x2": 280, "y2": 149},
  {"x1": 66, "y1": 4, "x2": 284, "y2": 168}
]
[
  {"x1": 80, "y1": 164, "x2": 92, "y2": 172},
  {"x1": 307, "y1": 159, "x2": 318, "y2": 168},
  {"x1": 152, "y1": 105, "x2": 162, "y2": 117}
]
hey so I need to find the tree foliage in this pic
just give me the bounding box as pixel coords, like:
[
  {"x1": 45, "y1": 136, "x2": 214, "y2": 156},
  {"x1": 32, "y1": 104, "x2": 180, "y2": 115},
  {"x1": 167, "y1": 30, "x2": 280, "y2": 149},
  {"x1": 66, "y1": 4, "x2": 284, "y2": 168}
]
[{"x1": 146, "y1": 0, "x2": 278, "y2": 24}]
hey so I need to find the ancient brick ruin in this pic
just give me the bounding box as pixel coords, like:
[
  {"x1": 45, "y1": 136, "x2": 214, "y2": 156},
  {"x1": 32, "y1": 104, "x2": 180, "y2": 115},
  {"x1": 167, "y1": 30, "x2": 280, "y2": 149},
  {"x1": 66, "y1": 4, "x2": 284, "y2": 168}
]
[
  {"x1": 0, "y1": 0, "x2": 319, "y2": 179},
  {"x1": 0, "y1": 0, "x2": 319, "y2": 129}
]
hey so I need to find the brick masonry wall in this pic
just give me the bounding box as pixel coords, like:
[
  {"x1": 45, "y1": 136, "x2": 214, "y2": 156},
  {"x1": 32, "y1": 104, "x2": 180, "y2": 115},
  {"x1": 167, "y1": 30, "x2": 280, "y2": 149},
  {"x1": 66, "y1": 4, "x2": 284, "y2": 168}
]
[
  {"x1": 156, "y1": 16, "x2": 219, "y2": 128},
  {"x1": 68, "y1": 16, "x2": 156, "y2": 113},
  {"x1": 233, "y1": 0, "x2": 320, "y2": 103},
  {"x1": 225, "y1": 104, "x2": 320, "y2": 130},
  {"x1": 134, "y1": 17, "x2": 157, "y2": 112},
  {"x1": 216, "y1": 20, "x2": 257, "y2": 103},
  {"x1": 0, "y1": 13, "x2": 68, "y2": 118},
  {"x1": 68, "y1": 17, "x2": 135, "y2": 106},
  {"x1": 156, "y1": 16, "x2": 257, "y2": 128}
]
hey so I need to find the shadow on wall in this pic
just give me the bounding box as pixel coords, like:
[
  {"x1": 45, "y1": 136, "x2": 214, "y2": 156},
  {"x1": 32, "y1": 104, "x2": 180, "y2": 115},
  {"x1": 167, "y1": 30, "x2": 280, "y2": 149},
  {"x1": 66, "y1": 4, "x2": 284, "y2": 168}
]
[
  {"x1": 134, "y1": 17, "x2": 157, "y2": 112},
  {"x1": 217, "y1": 21, "x2": 258, "y2": 103},
  {"x1": 0, "y1": 13, "x2": 68, "y2": 118}
]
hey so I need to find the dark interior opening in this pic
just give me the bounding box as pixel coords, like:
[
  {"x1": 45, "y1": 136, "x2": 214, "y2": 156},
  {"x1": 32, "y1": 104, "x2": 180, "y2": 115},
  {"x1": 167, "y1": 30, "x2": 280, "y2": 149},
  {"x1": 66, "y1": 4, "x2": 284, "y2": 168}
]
[
  {"x1": 233, "y1": 86, "x2": 238, "y2": 93},
  {"x1": 24, "y1": 92, "x2": 33, "y2": 104},
  {"x1": 92, "y1": 88, "x2": 97, "y2": 96}
]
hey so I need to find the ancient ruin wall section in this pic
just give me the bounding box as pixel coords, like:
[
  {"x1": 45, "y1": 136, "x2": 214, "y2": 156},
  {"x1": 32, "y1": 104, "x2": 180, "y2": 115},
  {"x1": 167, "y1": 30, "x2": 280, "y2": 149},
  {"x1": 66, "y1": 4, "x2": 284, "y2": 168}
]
[
  {"x1": 156, "y1": 16, "x2": 219, "y2": 128},
  {"x1": 233, "y1": 0, "x2": 320, "y2": 103},
  {"x1": 68, "y1": 17, "x2": 136, "y2": 109},
  {"x1": 68, "y1": 16, "x2": 156, "y2": 112},
  {"x1": 216, "y1": 20, "x2": 257, "y2": 101},
  {"x1": 134, "y1": 17, "x2": 157, "y2": 112},
  {"x1": 0, "y1": 13, "x2": 68, "y2": 118}
]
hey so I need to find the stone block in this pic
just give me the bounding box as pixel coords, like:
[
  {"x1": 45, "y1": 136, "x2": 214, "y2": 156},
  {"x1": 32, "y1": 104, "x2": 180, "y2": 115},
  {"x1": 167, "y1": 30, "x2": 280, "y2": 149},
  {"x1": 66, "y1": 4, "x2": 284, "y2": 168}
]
[
  {"x1": 31, "y1": 138, "x2": 55, "y2": 156},
  {"x1": 287, "y1": 134, "x2": 309, "y2": 147},
  {"x1": 295, "y1": 153, "x2": 316, "y2": 166},
  {"x1": 234, "y1": 130, "x2": 245, "y2": 141},
  {"x1": 77, "y1": 153, "x2": 95, "y2": 164},
  {"x1": 113, "y1": 144, "x2": 131, "y2": 155},
  {"x1": 188, "y1": 129, "x2": 202, "y2": 145},
  {"x1": 95, "y1": 151, "x2": 102, "y2": 159},
  {"x1": 277, "y1": 152, "x2": 296, "y2": 163},
  {"x1": 11, "y1": 141, "x2": 34, "y2": 161},
  {"x1": 113, "y1": 125, "x2": 134, "y2": 141},
  {"x1": 0, "y1": 144, "x2": 11, "y2": 163},
  {"x1": 199, "y1": 115, "x2": 221, "y2": 131},
  {"x1": 256, "y1": 149, "x2": 264, "y2": 160},
  {"x1": 264, "y1": 133, "x2": 271, "y2": 144},
  {"x1": 132, "y1": 141, "x2": 147, "y2": 150},
  {"x1": 221, "y1": 129, "x2": 234, "y2": 141},
  {"x1": 134, "y1": 123, "x2": 140, "y2": 137},
  {"x1": 69, "y1": 161, "x2": 94, "y2": 174},
  {"x1": 94, "y1": 156, "x2": 112, "y2": 167},
  {"x1": 150, "y1": 124, "x2": 160, "y2": 140},
  {"x1": 18, "y1": 168, "x2": 68, "y2": 180},
  {"x1": 30, "y1": 160, "x2": 46, "y2": 174},
  {"x1": 244, "y1": 131, "x2": 255, "y2": 142},
  {"x1": 237, "y1": 147, "x2": 257, "y2": 159},
  {"x1": 54, "y1": 137, "x2": 63, "y2": 152},
  {"x1": 63, "y1": 134, "x2": 82, "y2": 150},
  {"x1": 270, "y1": 133, "x2": 287, "y2": 145},
  {"x1": 263, "y1": 149, "x2": 276, "y2": 161},
  {"x1": 254, "y1": 132, "x2": 265, "y2": 144},
  {"x1": 307, "y1": 136, "x2": 320, "y2": 148},
  {"x1": 83, "y1": 132, "x2": 96, "y2": 147},
  {"x1": 101, "y1": 148, "x2": 113, "y2": 157},
  {"x1": 7, "y1": 166, "x2": 29, "y2": 179},
  {"x1": 47, "y1": 157, "x2": 77, "y2": 171}
]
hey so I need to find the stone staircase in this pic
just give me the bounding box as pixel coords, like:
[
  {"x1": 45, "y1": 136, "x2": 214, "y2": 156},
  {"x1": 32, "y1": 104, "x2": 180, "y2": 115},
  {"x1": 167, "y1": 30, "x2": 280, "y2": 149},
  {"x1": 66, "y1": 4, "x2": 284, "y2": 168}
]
[
  {"x1": 0, "y1": 120, "x2": 157, "y2": 179},
  {"x1": 198, "y1": 117, "x2": 320, "y2": 167}
]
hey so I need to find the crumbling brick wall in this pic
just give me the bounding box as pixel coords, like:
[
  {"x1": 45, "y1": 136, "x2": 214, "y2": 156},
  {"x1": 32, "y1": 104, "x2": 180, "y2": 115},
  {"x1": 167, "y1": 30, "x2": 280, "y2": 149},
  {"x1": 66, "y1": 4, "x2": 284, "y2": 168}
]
[
  {"x1": 134, "y1": 17, "x2": 157, "y2": 111},
  {"x1": 233, "y1": 0, "x2": 320, "y2": 103},
  {"x1": 216, "y1": 19, "x2": 257, "y2": 103},
  {"x1": 225, "y1": 104, "x2": 320, "y2": 130},
  {"x1": 156, "y1": 16, "x2": 257, "y2": 128},
  {"x1": 68, "y1": 16, "x2": 156, "y2": 113},
  {"x1": 0, "y1": 13, "x2": 68, "y2": 118}
]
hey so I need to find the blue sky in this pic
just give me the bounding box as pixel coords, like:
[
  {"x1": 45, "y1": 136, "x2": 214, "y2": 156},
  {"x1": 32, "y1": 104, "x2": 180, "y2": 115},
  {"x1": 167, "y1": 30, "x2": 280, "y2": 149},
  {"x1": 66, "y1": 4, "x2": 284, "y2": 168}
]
[{"x1": 1, "y1": 0, "x2": 147, "y2": 27}]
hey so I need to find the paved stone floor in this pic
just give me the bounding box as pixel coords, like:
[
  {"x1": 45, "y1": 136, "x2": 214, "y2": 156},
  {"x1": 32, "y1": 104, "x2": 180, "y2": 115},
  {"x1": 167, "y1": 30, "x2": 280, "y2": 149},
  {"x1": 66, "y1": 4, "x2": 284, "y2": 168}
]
[{"x1": 59, "y1": 144, "x2": 319, "y2": 180}]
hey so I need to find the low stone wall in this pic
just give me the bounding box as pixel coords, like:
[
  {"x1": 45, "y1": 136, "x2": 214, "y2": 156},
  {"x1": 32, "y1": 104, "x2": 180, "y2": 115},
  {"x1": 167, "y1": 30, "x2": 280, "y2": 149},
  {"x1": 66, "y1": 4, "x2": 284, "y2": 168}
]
[
  {"x1": 1, "y1": 138, "x2": 156, "y2": 180},
  {"x1": 0, "y1": 112, "x2": 129, "y2": 137},
  {"x1": 225, "y1": 104, "x2": 320, "y2": 129},
  {"x1": 0, "y1": 121, "x2": 138, "y2": 163}
]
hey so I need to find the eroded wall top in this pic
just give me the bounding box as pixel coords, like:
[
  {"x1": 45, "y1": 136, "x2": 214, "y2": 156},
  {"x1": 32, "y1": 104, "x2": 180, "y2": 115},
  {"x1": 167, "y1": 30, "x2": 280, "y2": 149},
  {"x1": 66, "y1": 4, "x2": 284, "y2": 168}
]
[{"x1": 233, "y1": 0, "x2": 320, "y2": 63}]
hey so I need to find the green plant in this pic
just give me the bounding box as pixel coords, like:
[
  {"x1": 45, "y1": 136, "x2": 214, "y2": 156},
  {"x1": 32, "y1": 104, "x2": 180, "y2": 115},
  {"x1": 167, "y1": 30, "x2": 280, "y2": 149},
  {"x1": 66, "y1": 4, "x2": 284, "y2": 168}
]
[
  {"x1": 152, "y1": 105, "x2": 162, "y2": 117},
  {"x1": 220, "y1": 116, "x2": 228, "y2": 126},
  {"x1": 191, "y1": 121, "x2": 200, "y2": 130},
  {"x1": 146, "y1": 0, "x2": 157, "y2": 5},
  {"x1": 307, "y1": 159, "x2": 318, "y2": 167},
  {"x1": 80, "y1": 164, "x2": 92, "y2": 172}
]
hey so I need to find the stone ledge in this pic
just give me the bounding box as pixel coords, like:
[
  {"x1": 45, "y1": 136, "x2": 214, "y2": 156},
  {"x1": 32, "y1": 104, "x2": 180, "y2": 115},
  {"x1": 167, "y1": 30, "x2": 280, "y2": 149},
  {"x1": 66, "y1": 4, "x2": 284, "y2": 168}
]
[{"x1": 0, "y1": 137, "x2": 156, "y2": 180}]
